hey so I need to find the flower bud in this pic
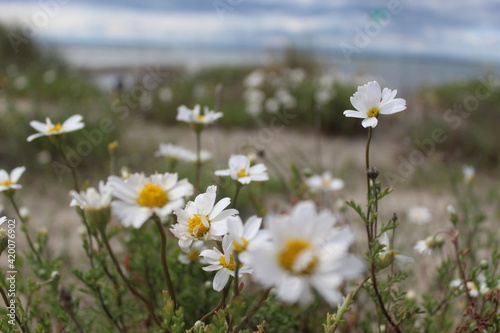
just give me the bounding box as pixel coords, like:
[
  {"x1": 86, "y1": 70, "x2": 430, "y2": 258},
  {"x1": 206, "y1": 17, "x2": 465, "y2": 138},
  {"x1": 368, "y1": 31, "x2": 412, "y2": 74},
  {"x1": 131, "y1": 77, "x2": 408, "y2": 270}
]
[
  {"x1": 367, "y1": 167, "x2": 379, "y2": 180},
  {"x1": 0, "y1": 228, "x2": 8, "y2": 257},
  {"x1": 51, "y1": 271, "x2": 61, "y2": 281},
  {"x1": 479, "y1": 259, "x2": 489, "y2": 270},
  {"x1": 377, "y1": 251, "x2": 395, "y2": 270},
  {"x1": 84, "y1": 207, "x2": 111, "y2": 234}
]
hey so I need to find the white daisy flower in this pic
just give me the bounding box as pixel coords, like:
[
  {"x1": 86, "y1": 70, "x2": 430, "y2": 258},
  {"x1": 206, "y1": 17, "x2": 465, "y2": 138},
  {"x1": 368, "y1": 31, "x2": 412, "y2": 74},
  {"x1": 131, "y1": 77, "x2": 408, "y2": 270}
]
[
  {"x1": 155, "y1": 143, "x2": 212, "y2": 163},
  {"x1": 70, "y1": 181, "x2": 113, "y2": 231},
  {"x1": 176, "y1": 104, "x2": 223, "y2": 125},
  {"x1": 226, "y1": 215, "x2": 269, "y2": 264},
  {"x1": 27, "y1": 114, "x2": 85, "y2": 142},
  {"x1": 343, "y1": 81, "x2": 406, "y2": 128},
  {"x1": 450, "y1": 279, "x2": 480, "y2": 298},
  {"x1": 171, "y1": 185, "x2": 237, "y2": 251},
  {"x1": 178, "y1": 240, "x2": 207, "y2": 265},
  {"x1": 200, "y1": 236, "x2": 253, "y2": 292},
  {"x1": 108, "y1": 172, "x2": 193, "y2": 229},
  {"x1": 0, "y1": 166, "x2": 26, "y2": 192},
  {"x1": 462, "y1": 165, "x2": 475, "y2": 183},
  {"x1": 248, "y1": 201, "x2": 364, "y2": 306},
  {"x1": 414, "y1": 235, "x2": 444, "y2": 256},
  {"x1": 407, "y1": 206, "x2": 432, "y2": 224},
  {"x1": 214, "y1": 155, "x2": 268, "y2": 184},
  {"x1": 70, "y1": 181, "x2": 113, "y2": 210},
  {"x1": 378, "y1": 233, "x2": 414, "y2": 270},
  {"x1": 305, "y1": 172, "x2": 345, "y2": 192}
]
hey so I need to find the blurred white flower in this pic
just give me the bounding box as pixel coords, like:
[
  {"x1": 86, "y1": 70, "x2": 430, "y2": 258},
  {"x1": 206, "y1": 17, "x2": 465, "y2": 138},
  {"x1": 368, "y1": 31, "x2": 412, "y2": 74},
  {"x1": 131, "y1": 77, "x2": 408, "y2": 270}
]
[
  {"x1": 249, "y1": 201, "x2": 364, "y2": 306},
  {"x1": 450, "y1": 279, "x2": 480, "y2": 298},
  {"x1": 462, "y1": 165, "x2": 475, "y2": 184},
  {"x1": 265, "y1": 98, "x2": 280, "y2": 113},
  {"x1": 43, "y1": 70, "x2": 57, "y2": 84},
  {"x1": 0, "y1": 166, "x2": 26, "y2": 192},
  {"x1": 200, "y1": 236, "x2": 253, "y2": 292},
  {"x1": 178, "y1": 240, "x2": 207, "y2": 265},
  {"x1": 171, "y1": 185, "x2": 237, "y2": 251},
  {"x1": 155, "y1": 143, "x2": 212, "y2": 163},
  {"x1": 407, "y1": 206, "x2": 432, "y2": 224},
  {"x1": 243, "y1": 89, "x2": 265, "y2": 104},
  {"x1": 343, "y1": 81, "x2": 406, "y2": 128},
  {"x1": 193, "y1": 84, "x2": 207, "y2": 99},
  {"x1": 245, "y1": 101, "x2": 263, "y2": 116},
  {"x1": 36, "y1": 151, "x2": 51, "y2": 165},
  {"x1": 414, "y1": 235, "x2": 444, "y2": 256},
  {"x1": 14, "y1": 76, "x2": 28, "y2": 90},
  {"x1": 275, "y1": 89, "x2": 297, "y2": 109},
  {"x1": 287, "y1": 68, "x2": 306, "y2": 85},
  {"x1": 243, "y1": 70, "x2": 265, "y2": 88},
  {"x1": 27, "y1": 115, "x2": 85, "y2": 142},
  {"x1": 378, "y1": 232, "x2": 414, "y2": 269},
  {"x1": 19, "y1": 207, "x2": 30, "y2": 220},
  {"x1": 70, "y1": 181, "x2": 113, "y2": 210},
  {"x1": 176, "y1": 104, "x2": 222, "y2": 125},
  {"x1": 158, "y1": 87, "x2": 173, "y2": 102},
  {"x1": 315, "y1": 89, "x2": 334, "y2": 106},
  {"x1": 306, "y1": 172, "x2": 344, "y2": 192},
  {"x1": 108, "y1": 172, "x2": 193, "y2": 228},
  {"x1": 215, "y1": 155, "x2": 268, "y2": 184}
]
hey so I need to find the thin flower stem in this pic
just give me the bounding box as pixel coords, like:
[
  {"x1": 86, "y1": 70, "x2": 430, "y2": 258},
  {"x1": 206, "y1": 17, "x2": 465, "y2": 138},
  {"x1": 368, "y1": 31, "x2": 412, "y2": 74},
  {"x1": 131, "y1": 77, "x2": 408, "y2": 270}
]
[
  {"x1": 365, "y1": 127, "x2": 373, "y2": 246},
  {"x1": 54, "y1": 136, "x2": 80, "y2": 193},
  {"x1": 232, "y1": 288, "x2": 271, "y2": 332},
  {"x1": 370, "y1": 263, "x2": 401, "y2": 333},
  {"x1": 195, "y1": 131, "x2": 202, "y2": 192},
  {"x1": 0, "y1": 285, "x2": 29, "y2": 333},
  {"x1": 8, "y1": 195, "x2": 43, "y2": 265},
  {"x1": 233, "y1": 254, "x2": 240, "y2": 297},
  {"x1": 330, "y1": 276, "x2": 370, "y2": 333},
  {"x1": 153, "y1": 216, "x2": 177, "y2": 309},
  {"x1": 232, "y1": 183, "x2": 242, "y2": 208},
  {"x1": 99, "y1": 230, "x2": 162, "y2": 327},
  {"x1": 200, "y1": 285, "x2": 229, "y2": 322}
]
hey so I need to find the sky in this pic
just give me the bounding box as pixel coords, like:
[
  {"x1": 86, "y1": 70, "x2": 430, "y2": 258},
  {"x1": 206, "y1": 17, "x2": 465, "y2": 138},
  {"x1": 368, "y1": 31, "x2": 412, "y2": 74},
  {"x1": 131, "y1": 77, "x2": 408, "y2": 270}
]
[{"x1": 1, "y1": 0, "x2": 500, "y2": 62}]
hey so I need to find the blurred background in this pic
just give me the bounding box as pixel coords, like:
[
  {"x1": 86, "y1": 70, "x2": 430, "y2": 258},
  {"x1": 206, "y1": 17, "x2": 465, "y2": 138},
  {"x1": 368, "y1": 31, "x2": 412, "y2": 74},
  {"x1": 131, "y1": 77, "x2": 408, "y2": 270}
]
[{"x1": 0, "y1": 0, "x2": 499, "y2": 218}]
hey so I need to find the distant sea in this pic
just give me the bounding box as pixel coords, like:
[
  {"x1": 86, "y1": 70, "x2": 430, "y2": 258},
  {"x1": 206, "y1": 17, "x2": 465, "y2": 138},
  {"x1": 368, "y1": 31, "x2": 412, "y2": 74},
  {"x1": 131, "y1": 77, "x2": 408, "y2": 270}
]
[{"x1": 50, "y1": 44, "x2": 500, "y2": 94}]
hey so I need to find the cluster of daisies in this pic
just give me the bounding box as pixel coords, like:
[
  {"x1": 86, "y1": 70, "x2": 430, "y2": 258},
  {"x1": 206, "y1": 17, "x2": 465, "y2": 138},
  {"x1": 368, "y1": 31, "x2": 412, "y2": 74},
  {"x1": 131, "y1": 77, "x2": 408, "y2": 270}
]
[{"x1": 4, "y1": 79, "x2": 488, "y2": 309}]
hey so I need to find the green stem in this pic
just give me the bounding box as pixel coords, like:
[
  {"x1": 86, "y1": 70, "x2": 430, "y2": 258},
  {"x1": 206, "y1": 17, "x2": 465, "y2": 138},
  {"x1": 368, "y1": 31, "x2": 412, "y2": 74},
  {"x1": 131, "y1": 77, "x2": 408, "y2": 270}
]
[
  {"x1": 54, "y1": 136, "x2": 80, "y2": 192},
  {"x1": 365, "y1": 127, "x2": 373, "y2": 246},
  {"x1": 233, "y1": 254, "x2": 240, "y2": 297},
  {"x1": 153, "y1": 216, "x2": 177, "y2": 309},
  {"x1": 329, "y1": 276, "x2": 370, "y2": 333},
  {"x1": 370, "y1": 263, "x2": 400, "y2": 333},
  {"x1": 233, "y1": 288, "x2": 271, "y2": 332},
  {"x1": 200, "y1": 284, "x2": 229, "y2": 322},
  {"x1": 232, "y1": 183, "x2": 242, "y2": 208},
  {"x1": 7, "y1": 195, "x2": 43, "y2": 265},
  {"x1": 100, "y1": 230, "x2": 162, "y2": 327}
]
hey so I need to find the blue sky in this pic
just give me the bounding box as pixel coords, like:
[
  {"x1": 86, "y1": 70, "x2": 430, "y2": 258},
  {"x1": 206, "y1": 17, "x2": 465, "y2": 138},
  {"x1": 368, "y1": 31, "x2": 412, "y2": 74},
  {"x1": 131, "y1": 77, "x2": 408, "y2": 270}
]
[{"x1": 1, "y1": 0, "x2": 500, "y2": 62}]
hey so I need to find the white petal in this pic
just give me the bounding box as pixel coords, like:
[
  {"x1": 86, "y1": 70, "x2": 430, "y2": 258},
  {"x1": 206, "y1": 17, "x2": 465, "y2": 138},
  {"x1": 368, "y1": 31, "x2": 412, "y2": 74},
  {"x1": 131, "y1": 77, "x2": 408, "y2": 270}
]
[
  {"x1": 343, "y1": 110, "x2": 366, "y2": 119},
  {"x1": 209, "y1": 197, "x2": 231, "y2": 219},
  {"x1": 10, "y1": 167, "x2": 25, "y2": 183},
  {"x1": 361, "y1": 117, "x2": 378, "y2": 128},
  {"x1": 213, "y1": 269, "x2": 230, "y2": 291}
]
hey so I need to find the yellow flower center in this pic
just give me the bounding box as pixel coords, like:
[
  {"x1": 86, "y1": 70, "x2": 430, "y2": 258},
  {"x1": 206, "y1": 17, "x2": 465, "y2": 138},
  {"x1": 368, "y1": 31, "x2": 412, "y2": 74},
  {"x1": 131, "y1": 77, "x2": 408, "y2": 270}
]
[
  {"x1": 278, "y1": 239, "x2": 318, "y2": 275},
  {"x1": 48, "y1": 123, "x2": 63, "y2": 133},
  {"x1": 187, "y1": 214, "x2": 210, "y2": 238},
  {"x1": 237, "y1": 169, "x2": 249, "y2": 178},
  {"x1": 137, "y1": 183, "x2": 168, "y2": 207},
  {"x1": 367, "y1": 107, "x2": 380, "y2": 118},
  {"x1": 233, "y1": 238, "x2": 249, "y2": 253},
  {"x1": 196, "y1": 115, "x2": 205, "y2": 122},
  {"x1": 322, "y1": 179, "x2": 331, "y2": 187},
  {"x1": 187, "y1": 249, "x2": 200, "y2": 262},
  {"x1": 0, "y1": 180, "x2": 14, "y2": 187},
  {"x1": 219, "y1": 254, "x2": 236, "y2": 271}
]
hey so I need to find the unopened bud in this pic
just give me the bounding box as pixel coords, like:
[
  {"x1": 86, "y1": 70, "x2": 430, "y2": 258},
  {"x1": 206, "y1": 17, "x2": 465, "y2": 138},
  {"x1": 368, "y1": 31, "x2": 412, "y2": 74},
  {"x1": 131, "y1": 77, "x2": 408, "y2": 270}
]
[
  {"x1": 84, "y1": 207, "x2": 111, "y2": 234},
  {"x1": 367, "y1": 167, "x2": 379, "y2": 180},
  {"x1": 479, "y1": 259, "x2": 489, "y2": 270},
  {"x1": 51, "y1": 271, "x2": 61, "y2": 281}
]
